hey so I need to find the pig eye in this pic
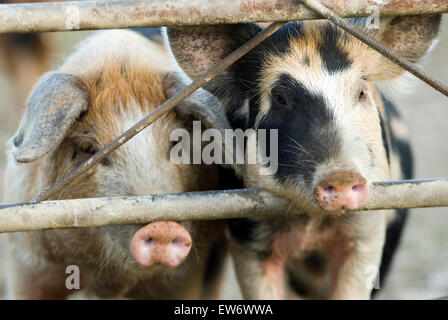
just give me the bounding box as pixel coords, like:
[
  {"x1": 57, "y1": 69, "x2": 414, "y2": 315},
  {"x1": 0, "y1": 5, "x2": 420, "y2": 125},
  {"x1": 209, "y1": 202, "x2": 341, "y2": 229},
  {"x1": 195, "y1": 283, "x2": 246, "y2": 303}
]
[
  {"x1": 358, "y1": 89, "x2": 367, "y2": 102},
  {"x1": 72, "y1": 145, "x2": 96, "y2": 162},
  {"x1": 272, "y1": 92, "x2": 288, "y2": 107},
  {"x1": 72, "y1": 144, "x2": 111, "y2": 165}
]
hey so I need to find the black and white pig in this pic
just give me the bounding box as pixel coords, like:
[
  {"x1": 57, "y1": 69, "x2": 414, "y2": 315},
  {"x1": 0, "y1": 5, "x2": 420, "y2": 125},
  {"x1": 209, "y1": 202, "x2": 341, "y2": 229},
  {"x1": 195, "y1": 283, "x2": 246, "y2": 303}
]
[{"x1": 164, "y1": 15, "x2": 441, "y2": 299}]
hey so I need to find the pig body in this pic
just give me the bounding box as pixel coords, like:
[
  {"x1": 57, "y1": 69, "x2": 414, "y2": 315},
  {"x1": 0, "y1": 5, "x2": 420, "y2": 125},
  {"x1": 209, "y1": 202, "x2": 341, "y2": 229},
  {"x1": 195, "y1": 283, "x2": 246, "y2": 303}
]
[
  {"x1": 165, "y1": 15, "x2": 440, "y2": 299},
  {"x1": 3, "y1": 30, "x2": 228, "y2": 299}
]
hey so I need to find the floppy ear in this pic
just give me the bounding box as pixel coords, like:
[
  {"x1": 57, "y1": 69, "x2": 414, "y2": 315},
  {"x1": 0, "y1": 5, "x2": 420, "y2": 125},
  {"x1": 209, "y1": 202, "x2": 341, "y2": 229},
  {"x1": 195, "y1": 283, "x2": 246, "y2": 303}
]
[
  {"x1": 13, "y1": 72, "x2": 89, "y2": 163},
  {"x1": 365, "y1": 14, "x2": 441, "y2": 80},
  {"x1": 163, "y1": 71, "x2": 231, "y2": 132},
  {"x1": 163, "y1": 24, "x2": 261, "y2": 80}
]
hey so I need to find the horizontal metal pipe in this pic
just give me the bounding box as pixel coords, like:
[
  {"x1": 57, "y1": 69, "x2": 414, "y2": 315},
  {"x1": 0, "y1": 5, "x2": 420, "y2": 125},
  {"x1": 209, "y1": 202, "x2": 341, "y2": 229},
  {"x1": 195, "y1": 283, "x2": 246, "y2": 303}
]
[
  {"x1": 1, "y1": 179, "x2": 448, "y2": 233},
  {"x1": 1, "y1": 0, "x2": 448, "y2": 34}
]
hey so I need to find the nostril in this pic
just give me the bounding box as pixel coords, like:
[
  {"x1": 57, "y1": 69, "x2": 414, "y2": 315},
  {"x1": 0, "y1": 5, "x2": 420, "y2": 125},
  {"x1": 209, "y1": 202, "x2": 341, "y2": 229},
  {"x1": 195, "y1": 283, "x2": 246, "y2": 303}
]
[
  {"x1": 131, "y1": 221, "x2": 192, "y2": 267},
  {"x1": 171, "y1": 238, "x2": 190, "y2": 247}
]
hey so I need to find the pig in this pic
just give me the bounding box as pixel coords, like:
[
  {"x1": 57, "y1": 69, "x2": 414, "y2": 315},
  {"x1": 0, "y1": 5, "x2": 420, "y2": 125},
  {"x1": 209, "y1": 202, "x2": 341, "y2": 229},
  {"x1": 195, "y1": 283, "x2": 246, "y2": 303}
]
[
  {"x1": 2, "y1": 29, "x2": 230, "y2": 299},
  {"x1": 164, "y1": 14, "x2": 441, "y2": 299}
]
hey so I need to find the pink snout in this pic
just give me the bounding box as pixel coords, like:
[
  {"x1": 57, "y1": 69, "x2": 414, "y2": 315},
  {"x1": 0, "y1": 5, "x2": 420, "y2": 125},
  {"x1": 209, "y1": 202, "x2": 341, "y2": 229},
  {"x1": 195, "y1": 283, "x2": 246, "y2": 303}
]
[
  {"x1": 314, "y1": 171, "x2": 369, "y2": 212},
  {"x1": 130, "y1": 221, "x2": 192, "y2": 267}
]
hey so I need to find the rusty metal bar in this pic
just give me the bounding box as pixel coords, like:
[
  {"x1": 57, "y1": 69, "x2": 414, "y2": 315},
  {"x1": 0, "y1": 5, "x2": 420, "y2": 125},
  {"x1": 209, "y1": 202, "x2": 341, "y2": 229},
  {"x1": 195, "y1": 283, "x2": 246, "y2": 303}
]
[
  {"x1": 30, "y1": 21, "x2": 286, "y2": 203},
  {"x1": 1, "y1": 179, "x2": 448, "y2": 233},
  {"x1": 299, "y1": 0, "x2": 448, "y2": 98},
  {"x1": 1, "y1": 0, "x2": 448, "y2": 34}
]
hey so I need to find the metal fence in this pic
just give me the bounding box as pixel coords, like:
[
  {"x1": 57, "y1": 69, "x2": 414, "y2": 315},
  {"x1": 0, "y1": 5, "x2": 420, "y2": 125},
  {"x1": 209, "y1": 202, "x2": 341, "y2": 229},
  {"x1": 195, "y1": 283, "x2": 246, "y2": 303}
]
[{"x1": 0, "y1": 0, "x2": 448, "y2": 233}]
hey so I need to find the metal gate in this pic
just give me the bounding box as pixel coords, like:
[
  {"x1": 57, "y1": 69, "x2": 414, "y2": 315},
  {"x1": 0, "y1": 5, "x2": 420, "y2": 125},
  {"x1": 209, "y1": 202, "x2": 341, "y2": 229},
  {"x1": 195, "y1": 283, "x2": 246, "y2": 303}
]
[{"x1": 0, "y1": 0, "x2": 447, "y2": 234}]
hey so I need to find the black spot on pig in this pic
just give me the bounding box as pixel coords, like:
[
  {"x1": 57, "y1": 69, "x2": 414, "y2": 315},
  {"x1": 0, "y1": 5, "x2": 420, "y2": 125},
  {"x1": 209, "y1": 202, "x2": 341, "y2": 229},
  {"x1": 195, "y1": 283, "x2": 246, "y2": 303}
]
[
  {"x1": 221, "y1": 22, "x2": 305, "y2": 128},
  {"x1": 382, "y1": 95, "x2": 413, "y2": 179},
  {"x1": 373, "y1": 95, "x2": 413, "y2": 298},
  {"x1": 258, "y1": 74, "x2": 340, "y2": 184},
  {"x1": 228, "y1": 218, "x2": 263, "y2": 244},
  {"x1": 378, "y1": 110, "x2": 391, "y2": 164},
  {"x1": 319, "y1": 25, "x2": 352, "y2": 74},
  {"x1": 228, "y1": 218, "x2": 274, "y2": 259}
]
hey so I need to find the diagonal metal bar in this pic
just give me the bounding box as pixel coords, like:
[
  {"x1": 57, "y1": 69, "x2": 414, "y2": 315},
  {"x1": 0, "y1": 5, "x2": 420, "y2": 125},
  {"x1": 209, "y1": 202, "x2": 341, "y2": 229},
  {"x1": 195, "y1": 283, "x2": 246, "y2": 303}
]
[
  {"x1": 2, "y1": 179, "x2": 448, "y2": 233},
  {"x1": 29, "y1": 21, "x2": 285, "y2": 203},
  {"x1": 298, "y1": 0, "x2": 448, "y2": 98}
]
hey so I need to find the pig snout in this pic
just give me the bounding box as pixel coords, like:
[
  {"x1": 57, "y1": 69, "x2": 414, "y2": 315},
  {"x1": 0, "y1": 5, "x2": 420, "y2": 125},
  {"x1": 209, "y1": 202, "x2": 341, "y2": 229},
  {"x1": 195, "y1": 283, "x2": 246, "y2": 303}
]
[
  {"x1": 130, "y1": 221, "x2": 192, "y2": 267},
  {"x1": 314, "y1": 171, "x2": 369, "y2": 212}
]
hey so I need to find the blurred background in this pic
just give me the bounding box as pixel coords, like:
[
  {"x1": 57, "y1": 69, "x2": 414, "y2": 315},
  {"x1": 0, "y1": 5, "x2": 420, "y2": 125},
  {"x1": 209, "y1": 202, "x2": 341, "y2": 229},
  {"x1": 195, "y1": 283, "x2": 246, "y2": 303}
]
[{"x1": 0, "y1": 1, "x2": 447, "y2": 299}]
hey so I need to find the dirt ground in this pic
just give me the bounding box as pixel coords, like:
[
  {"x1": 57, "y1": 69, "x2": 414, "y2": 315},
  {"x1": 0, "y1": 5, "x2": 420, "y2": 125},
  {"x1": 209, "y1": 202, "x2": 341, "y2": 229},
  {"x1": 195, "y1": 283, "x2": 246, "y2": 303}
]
[{"x1": 1, "y1": 17, "x2": 448, "y2": 300}]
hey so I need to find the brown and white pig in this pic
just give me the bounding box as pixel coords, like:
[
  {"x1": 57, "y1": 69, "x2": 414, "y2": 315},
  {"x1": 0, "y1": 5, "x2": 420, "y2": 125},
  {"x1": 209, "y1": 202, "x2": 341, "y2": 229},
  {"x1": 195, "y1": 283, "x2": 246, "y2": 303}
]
[
  {"x1": 2, "y1": 29, "x2": 229, "y2": 299},
  {"x1": 164, "y1": 15, "x2": 441, "y2": 299}
]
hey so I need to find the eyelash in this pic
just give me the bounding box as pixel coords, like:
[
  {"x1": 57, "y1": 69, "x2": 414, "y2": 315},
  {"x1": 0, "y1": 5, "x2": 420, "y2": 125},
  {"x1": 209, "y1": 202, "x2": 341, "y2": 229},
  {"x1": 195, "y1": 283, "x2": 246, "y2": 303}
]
[
  {"x1": 81, "y1": 145, "x2": 97, "y2": 155},
  {"x1": 72, "y1": 143, "x2": 102, "y2": 163}
]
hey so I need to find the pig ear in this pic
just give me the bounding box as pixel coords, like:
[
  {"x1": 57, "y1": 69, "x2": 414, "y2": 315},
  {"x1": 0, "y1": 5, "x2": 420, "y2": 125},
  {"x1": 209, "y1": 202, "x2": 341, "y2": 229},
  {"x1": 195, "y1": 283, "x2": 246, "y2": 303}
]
[
  {"x1": 366, "y1": 14, "x2": 441, "y2": 80},
  {"x1": 163, "y1": 71, "x2": 230, "y2": 132},
  {"x1": 13, "y1": 72, "x2": 89, "y2": 163},
  {"x1": 163, "y1": 24, "x2": 262, "y2": 80}
]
